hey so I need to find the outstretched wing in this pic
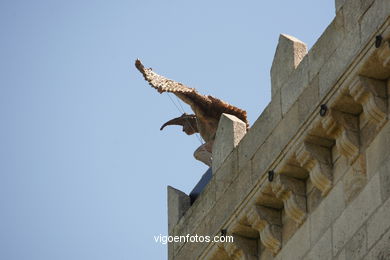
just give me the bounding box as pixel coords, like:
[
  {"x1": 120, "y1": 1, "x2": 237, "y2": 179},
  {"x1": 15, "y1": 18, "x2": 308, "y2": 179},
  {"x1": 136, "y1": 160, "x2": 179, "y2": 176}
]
[
  {"x1": 135, "y1": 59, "x2": 249, "y2": 128},
  {"x1": 135, "y1": 59, "x2": 197, "y2": 95}
]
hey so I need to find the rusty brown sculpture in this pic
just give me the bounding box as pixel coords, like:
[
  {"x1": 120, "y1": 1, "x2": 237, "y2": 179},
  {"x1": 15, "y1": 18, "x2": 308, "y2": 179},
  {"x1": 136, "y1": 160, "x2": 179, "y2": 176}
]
[{"x1": 135, "y1": 59, "x2": 249, "y2": 166}]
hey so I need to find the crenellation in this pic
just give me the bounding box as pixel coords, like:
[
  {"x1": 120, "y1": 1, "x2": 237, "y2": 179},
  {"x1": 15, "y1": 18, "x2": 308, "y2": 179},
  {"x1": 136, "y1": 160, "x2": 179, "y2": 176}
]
[
  {"x1": 168, "y1": 2, "x2": 390, "y2": 259},
  {"x1": 238, "y1": 89, "x2": 282, "y2": 171},
  {"x1": 281, "y1": 55, "x2": 309, "y2": 115},
  {"x1": 271, "y1": 34, "x2": 308, "y2": 99},
  {"x1": 308, "y1": 13, "x2": 344, "y2": 81}
]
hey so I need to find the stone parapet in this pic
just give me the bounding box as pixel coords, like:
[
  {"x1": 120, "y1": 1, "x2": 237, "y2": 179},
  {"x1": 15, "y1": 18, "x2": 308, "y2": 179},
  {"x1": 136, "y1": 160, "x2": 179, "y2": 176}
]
[{"x1": 168, "y1": 0, "x2": 390, "y2": 259}]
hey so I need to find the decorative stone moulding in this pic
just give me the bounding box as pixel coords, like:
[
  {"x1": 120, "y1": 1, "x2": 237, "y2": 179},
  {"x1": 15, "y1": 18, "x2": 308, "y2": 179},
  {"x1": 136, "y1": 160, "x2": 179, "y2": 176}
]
[
  {"x1": 296, "y1": 141, "x2": 333, "y2": 195},
  {"x1": 349, "y1": 76, "x2": 388, "y2": 128},
  {"x1": 220, "y1": 235, "x2": 258, "y2": 260},
  {"x1": 321, "y1": 109, "x2": 360, "y2": 163},
  {"x1": 270, "y1": 175, "x2": 307, "y2": 225},
  {"x1": 246, "y1": 205, "x2": 282, "y2": 255},
  {"x1": 377, "y1": 39, "x2": 390, "y2": 68}
]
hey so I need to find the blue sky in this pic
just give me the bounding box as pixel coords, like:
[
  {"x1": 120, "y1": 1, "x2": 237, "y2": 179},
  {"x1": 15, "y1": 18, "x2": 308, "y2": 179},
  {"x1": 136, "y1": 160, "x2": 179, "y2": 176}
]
[{"x1": 0, "y1": 1, "x2": 334, "y2": 259}]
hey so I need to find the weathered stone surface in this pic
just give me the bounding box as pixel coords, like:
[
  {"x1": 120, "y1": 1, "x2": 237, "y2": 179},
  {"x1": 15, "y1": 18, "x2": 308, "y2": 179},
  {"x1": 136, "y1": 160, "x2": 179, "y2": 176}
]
[
  {"x1": 304, "y1": 228, "x2": 332, "y2": 260},
  {"x1": 215, "y1": 150, "x2": 238, "y2": 200},
  {"x1": 281, "y1": 220, "x2": 311, "y2": 260},
  {"x1": 296, "y1": 141, "x2": 333, "y2": 195},
  {"x1": 366, "y1": 121, "x2": 390, "y2": 177},
  {"x1": 367, "y1": 196, "x2": 390, "y2": 249},
  {"x1": 213, "y1": 113, "x2": 247, "y2": 173},
  {"x1": 332, "y1": 173, "x2": 381, "y2": 256},
  {"x1": 310, "y1": 179, "x2": 345, "y2": 244},
  {"x1": 345, "y1": 224, "x2": 367, "y2": 260},
  {"x1": 246, "y1": 205, "x2": 282, "y2": 254},
  {"x1": 322, "y1": 110, "x2": 360, "y2": 163},
  {"x1": 360, "y1": 0, "x2": 390, "y2": 45},
  {"x1": 343, "y1": 154, "x2": 367, "y2": 204},
  {"x1": 223, "y1": 235, "x2": 258, "y2": 260},
  {"x1": 334, "y1": 249, "x2": 346, "y2": 260},
  {"x1": 281, "y1": 56, "x2": 309, "y2": 115},
  {"x1": 366, "y1": 226, "x2": 390, "y2": 260},
  {"x1": 298, "y1": 76, "x2": 320, "y2": 123},
  {"x1": 378, "y1": 156, "x2": 390, "y2": 201},
  {"x1": 271, "y1": 34, "x2": 307, "y2": 98},
  {"x1": 332, "y1": 152, "x2": 349, "y2": 184},
  {"x1": 307, "y1": 188, "x2": 323, "y2": 214},
  {"x1": 308, "y1": 14, "x2": 344, "y2": 81},
  {"x1": 349, "y1": 76, "x2": 387, "y2": 129},
  {"x1": 168, "y1": 186, "x2": 191, "y2": 232},
  {"x1": 335, "y1": 0, "x2": 345, "y2": 13}
]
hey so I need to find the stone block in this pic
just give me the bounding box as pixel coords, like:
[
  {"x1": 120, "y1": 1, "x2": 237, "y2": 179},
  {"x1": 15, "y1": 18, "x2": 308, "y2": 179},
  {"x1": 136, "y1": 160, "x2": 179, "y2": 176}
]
[
  {"x1": 360, "y1": 0, "x2": 390, "y2": 45},
  {"x1": 310, "y1": 179, "x2": 345, "y2": 244},
  {"x1": 282, "y1": 209, "x2": 299, "y2": 243},
  {"x1": 271, "y1": 34, "x2": 307, "y2": 98},
  {"x1": 366, "y1": 226, "x2": 390, "y2": 260},
  {"x1": 307, "y1": 188, "x2": 323, "y2": 214},
  {"x1": 335, "y1": 0, "x2": 345, "y2": 13},
  {"x1": 334, "y1": 249, "x2": 346, "y2": 260},
  {"x1": 343, "y1": 154, "x2": 367, "y2": 204},
  {"x1": 332, "y1": 173, "x2": 381, "y2": 256},
  {"x1": 345, "y1": 224, "x2": 367, "y2": 260},
  {"x1": 168, "y1": 186, "x2": 191, "y2": 232},
  {"x1": 298, "y1": 75, "x2": 319, "y2": 123},
  {"x1": 379, "y1": 157, "x2": 390, "y2": 201},
  {"x1": 185, "y1": 179, "x2": 216, "y2": 233},
  {"x1": 332, "y1": 153, "x2": 349, "y2": 184},
  {"x1": 367, "y1": 196, "x2": 390, "y2": 249},
  {"x1": 304, "y1": 228, "x2": 332, "y2": 260},
  {"x1": 213, "y1": 113, "x2": 247, "y2": 173},
  {"x1": 342, "y1": 0, "x2": 370, "y2": 34},
  {"x1": 366, "y1": 121, "x2": 390, "y2": 178},
  {"x1": 308, "y1": 14, "x2": 344, "y2": 80},
  {"x1": 252, "y1": 102, "x2": 300, "y2": 182},
  {"x1": 215, "y1": 150, "x2": 238, "y2": 201},
  {"x1": 238, "y1": 91, "x2": 282, "y2": 170},
  {"x1": 281, "y1": 55, "x2": 309, "y2": 115},
  {"x1": 281, "y1": 220, "x2": 311, "y2": 260}
]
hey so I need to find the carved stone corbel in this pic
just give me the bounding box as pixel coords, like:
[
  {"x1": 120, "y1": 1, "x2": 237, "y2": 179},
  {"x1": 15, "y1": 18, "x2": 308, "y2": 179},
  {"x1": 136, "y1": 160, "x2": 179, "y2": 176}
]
[
  {"x1": 246, "y1": 205, "x2": 282, "y2": 255},
  {"x1": 377, "y1": 39, "x2": 390, "y2": 68},
  {"x1": 296, "y1": 141, "x2": 333, "y2": 195},
  {"x1": 321, "y1": 109, "x2": 360, "y2": 163},
  {"x1": 349, "y1": 76, "x2": 387, "y2": 128},
  {"x1": 271, "y1": 175, "x2": 307, "y2": 225},
  {"x1": 222, "y1": 235, "x2": 257, "y2": 260}
]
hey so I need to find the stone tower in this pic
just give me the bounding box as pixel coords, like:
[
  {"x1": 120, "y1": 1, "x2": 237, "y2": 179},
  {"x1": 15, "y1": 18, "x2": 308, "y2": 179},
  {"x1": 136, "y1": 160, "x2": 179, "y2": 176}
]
[{"x1": 168, "y1": 0, "x2": 390, "y2": 259}]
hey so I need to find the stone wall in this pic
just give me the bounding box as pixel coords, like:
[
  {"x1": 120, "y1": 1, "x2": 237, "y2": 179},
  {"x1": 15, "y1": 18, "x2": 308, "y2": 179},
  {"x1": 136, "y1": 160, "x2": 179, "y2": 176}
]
[{"x1": 168, "y1": 0, "x2": 390, "y2": 259}]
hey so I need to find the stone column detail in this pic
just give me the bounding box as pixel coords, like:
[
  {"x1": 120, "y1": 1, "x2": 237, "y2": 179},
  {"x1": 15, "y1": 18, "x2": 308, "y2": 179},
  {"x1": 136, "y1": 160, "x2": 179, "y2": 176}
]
[
  {"x1": 271, "y1": 175, "x2": 307, "y2": 225},
  {"x1": 322, "y1": 109, "x2": 360, "y2": 162},
  {"x1": 246, "y1": 205, "x2": 282, "y2": 254},
  {"x1": 349, "y1": 76, "x2": 387, "y2": 128},
  {"x1": 296, "y1": 141, "x2": 333, "y2": 195}
]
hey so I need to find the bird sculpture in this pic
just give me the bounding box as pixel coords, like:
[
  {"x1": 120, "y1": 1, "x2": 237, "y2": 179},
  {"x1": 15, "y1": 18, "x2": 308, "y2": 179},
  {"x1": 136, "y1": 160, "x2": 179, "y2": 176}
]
[{"x1": 135, "y1": 59, "x2": 249, "y2": 166}]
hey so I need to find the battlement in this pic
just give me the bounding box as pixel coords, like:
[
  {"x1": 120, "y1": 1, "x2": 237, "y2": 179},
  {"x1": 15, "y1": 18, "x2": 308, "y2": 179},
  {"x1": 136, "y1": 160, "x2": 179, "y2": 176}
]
[{"x1": 168, "y1": 1, "x2": 390, "y2": 259}]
